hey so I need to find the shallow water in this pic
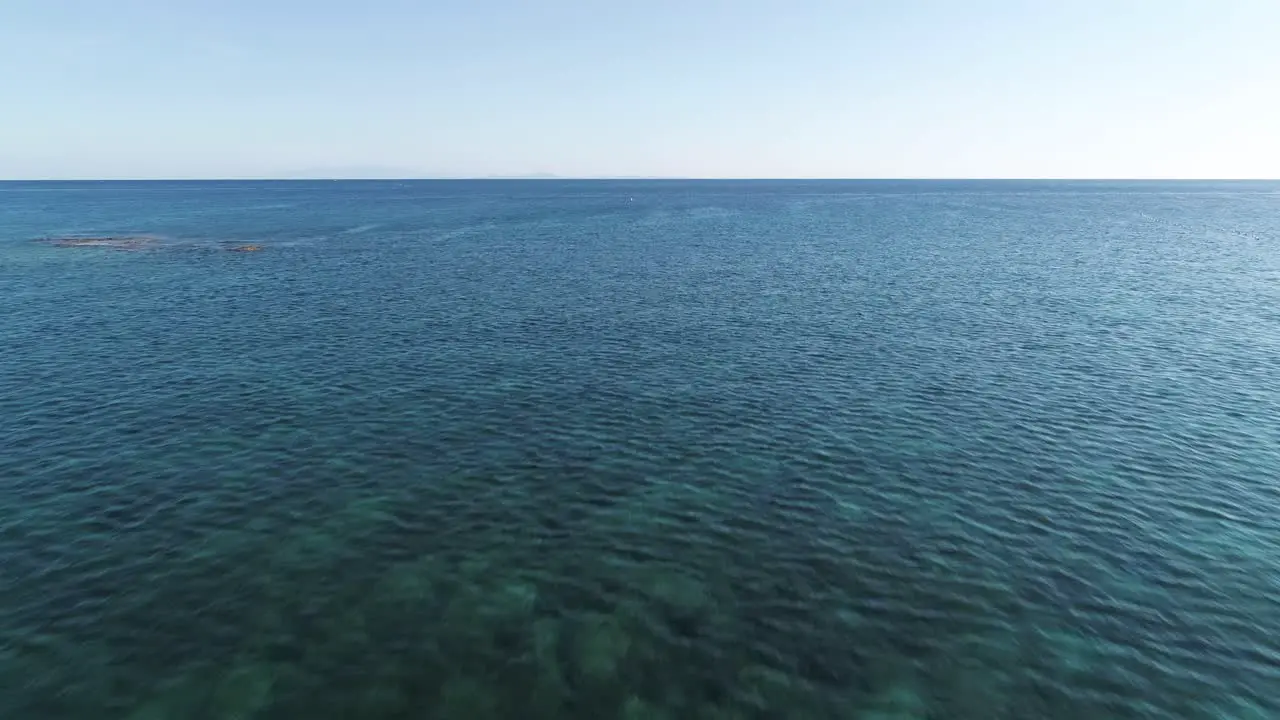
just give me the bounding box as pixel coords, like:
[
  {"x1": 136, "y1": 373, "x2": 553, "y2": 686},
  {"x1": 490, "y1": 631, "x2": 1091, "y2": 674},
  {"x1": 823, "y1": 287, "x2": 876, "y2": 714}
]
[{"x1": 2, "y1": 180, "x2": 1279, "y2": 719}]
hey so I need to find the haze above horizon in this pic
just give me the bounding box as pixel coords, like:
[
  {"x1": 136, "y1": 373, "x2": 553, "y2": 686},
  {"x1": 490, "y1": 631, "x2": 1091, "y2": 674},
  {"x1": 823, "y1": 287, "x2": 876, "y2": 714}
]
[{"x1": 2, "y1": 1, "x2": 1277, "y2": 180}]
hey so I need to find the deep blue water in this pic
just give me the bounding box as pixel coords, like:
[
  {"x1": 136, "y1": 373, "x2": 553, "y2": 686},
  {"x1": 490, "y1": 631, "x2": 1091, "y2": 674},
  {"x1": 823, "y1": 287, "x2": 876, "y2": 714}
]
[{"x1": 2, "y1": 180, "x2": 1280, "y2": 719}]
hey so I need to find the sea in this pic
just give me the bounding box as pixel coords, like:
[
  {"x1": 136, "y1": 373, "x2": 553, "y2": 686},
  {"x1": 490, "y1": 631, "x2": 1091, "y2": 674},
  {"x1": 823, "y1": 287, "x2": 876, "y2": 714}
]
[{"x1": 1, "y1": 180, "x2": 1279, "y2": 719}]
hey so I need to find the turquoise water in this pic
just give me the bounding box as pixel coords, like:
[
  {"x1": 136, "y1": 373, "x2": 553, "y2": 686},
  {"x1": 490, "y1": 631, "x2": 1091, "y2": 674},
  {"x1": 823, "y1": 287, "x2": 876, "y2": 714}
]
[{"x1": 2, "y1": 180, "x2": 1280, "y2": 719}]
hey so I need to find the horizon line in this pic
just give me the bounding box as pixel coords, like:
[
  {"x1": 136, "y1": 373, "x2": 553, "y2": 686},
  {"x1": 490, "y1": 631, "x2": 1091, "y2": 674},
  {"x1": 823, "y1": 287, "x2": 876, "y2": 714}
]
[{"x1": 2, "y1": 177, "x2": 1278, "y2": 183}]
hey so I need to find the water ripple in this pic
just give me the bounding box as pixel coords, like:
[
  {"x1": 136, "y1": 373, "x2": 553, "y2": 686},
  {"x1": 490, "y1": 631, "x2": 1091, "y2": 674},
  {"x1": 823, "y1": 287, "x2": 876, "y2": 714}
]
[{"x1": 2, "y1": 181, "x2": 1280, "y2": 718}]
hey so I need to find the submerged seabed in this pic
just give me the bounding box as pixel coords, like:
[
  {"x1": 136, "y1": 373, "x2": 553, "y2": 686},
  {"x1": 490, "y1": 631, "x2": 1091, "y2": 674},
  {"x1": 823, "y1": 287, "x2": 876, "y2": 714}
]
[
  {"x1": 11, "y1": 486, "x2": 1256, "y2": 720},
  {"x1": 2, "y1": 180, "x2": 1280, "y2": 719}
]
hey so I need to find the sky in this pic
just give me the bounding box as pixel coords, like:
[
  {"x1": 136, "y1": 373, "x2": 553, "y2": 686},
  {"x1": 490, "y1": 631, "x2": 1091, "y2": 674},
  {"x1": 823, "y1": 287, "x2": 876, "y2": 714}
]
[{"x1": 1, "y1": 0, "x2": 1277, "y2": 179}]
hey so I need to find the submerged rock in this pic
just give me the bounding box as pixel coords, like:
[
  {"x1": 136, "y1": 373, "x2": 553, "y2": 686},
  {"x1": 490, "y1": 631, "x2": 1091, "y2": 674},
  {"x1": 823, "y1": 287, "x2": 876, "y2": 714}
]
[
  {"x1": 490, "y1": 580, "x2": 540, "y2": 621},
  {"x1": 532, "y1": 616, "x2": 562, "y2": 666},
  {"x1": 41, "y1": 235, "x2": 158, "y2": 250},
  {"x1": 376, "y1": 556, "x2": 440, "y2": 604},
  {"x1": 211, "y1": 662, "x2": 275, "y2": 719},
  {"x1": 529, "y1": 665, "x2": 570, "y2": 719},
  {"x1": 736, "y1": 664, "x2": 800, "y2": 711},
  {"x1": 858, "y1": 680, "x2": 928, "y2": 720},
  {"x1": 732, "y1": 664, "x2": 831, "y2": 717},
  {"x1": 125, "y1": 664, "x2": 275, "y2": 720},
  {"x1": 641, "y1": 567, "x2": 710, "y2": 619},
  {"x1": 36, "y1": 235, "x2": 270, "y2": 254},
  {"x1": 574, "y1": 613, "x2": 632, "y2": 683}
]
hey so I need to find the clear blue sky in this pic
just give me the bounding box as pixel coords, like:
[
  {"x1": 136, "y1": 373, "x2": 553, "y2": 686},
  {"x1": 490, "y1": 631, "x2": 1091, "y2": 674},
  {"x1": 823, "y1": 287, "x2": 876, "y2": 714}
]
[{"x1": 2, "y1": 0, "x2": 1276, "y2": 179}]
